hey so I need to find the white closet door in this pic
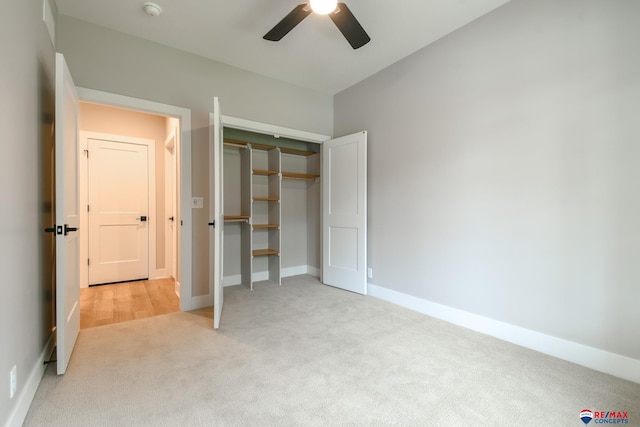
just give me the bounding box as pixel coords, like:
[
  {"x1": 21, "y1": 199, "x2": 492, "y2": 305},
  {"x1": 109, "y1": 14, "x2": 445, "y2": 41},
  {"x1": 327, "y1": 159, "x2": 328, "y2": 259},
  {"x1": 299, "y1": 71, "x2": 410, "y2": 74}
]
[
  {"x1": 322, "y1": 131, "x2": 367, "y2": 295},
  {"x1": 55, "y1": 53, "x2": 81, "y2": 374},
  {"x1": 209, "y1": 98, "x2": 224, "y2": 329}
]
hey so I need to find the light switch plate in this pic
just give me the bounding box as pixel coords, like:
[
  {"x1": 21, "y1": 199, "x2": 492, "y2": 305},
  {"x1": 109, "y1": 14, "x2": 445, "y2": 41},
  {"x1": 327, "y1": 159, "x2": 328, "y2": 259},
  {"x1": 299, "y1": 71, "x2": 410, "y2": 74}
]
[{"x1": 191, "y1": 197, "x2": 204, "y2": 209}]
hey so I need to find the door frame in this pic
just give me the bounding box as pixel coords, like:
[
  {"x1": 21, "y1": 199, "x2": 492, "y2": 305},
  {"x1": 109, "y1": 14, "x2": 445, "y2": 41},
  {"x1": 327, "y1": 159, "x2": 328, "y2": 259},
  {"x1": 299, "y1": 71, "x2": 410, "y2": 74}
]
[
  {"x1": 208, "y1": 109, "x2": 330, "y2": 328},
  {"x1": 164, "y1": 129, "x2": 178, "y2": 279},
  {"x1": 77, "y1": 88, "x2": 194, "y2": 311},
  {"x1": 79, "y1": 132, "x2": 156, "y2": 287}
]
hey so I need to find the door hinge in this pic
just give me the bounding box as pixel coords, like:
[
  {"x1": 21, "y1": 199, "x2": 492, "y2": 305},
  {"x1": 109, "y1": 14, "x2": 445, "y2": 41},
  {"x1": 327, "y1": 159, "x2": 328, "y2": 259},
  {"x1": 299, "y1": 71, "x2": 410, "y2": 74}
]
[
  {"x1": 83, "y1": 149, "x2": 89, "y2": 158},
  {"x1": 87, "y1": 204, "x2": 90, "y2": 212},
  {"x1": 87, "y1": 258, "x2": 90, "y2": 266}
]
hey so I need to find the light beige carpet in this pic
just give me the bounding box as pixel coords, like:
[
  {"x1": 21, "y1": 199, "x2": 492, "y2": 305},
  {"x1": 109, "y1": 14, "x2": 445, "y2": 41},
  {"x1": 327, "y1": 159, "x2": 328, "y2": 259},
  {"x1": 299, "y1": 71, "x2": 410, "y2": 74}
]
[{"x1": 24, "y1": 275, "x2": 639, "y2": 426}]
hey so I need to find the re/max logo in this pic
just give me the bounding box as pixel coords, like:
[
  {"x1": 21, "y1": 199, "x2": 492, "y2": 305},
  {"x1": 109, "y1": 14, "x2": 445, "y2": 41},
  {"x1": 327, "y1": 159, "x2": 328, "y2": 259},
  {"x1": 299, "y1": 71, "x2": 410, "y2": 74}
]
[{"x1": 594, "y1": 412, "x2": 628, "y2": 419}]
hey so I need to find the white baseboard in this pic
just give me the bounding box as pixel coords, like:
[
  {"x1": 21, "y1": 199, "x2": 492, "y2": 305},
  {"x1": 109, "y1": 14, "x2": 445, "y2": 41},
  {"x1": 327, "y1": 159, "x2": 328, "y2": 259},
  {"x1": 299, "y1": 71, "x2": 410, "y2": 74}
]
[
  {"x1": 191, "y1": 293, "x2": 213, "y2": 310},
  {"x1": 223, "y1": 274, "x2": 242, "y2": 287},
  {"x1": 280, "y1": 265, "x2": 320, "y2": 281},
  {"x1": 223, "y1": 265, "x2": 320, "y2": 287},
  {"x1": 6, "y1": 333, "x2": 54, "y2": 427},
  {"x1": 151, "y1": 269, "x2": 167, "y2": 280},
  {"x1": 368, "y1": 283, "x2": 640, "y2": 384}
]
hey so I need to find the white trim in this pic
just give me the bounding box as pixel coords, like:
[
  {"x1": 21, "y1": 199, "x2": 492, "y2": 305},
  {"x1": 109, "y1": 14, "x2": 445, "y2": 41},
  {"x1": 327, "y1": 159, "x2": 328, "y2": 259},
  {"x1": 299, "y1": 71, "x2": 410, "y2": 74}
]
[
  {"x1": 174, "y1": 280, "x2": 181, "y2": 297},
  {"x1": 164, "y1": 127, "x2": 178, "y2": 281},
  {"x1": 154, "y1": 268, "x2": 167, "y2": 279},
  {"x1": 76, "y1": 87, "x2": 193, "y2": 311},
  {"x1": 192, "y1": 293, "x2": 213, "y2": 309},
  {"x1": 221, "y1": 115, "x2": 330, "y2": 144},
  {"x1": 79, "y1": 132, "x2": 157, "y2": 286},
  {"x1": 223, "y1": 274, "x2": 242, "y2": 287},
  {"x1": 42, "y1": 0, "x2": 55, "y2": 47},
  {"x1": 368, "y1": 283, "x2": 640, "y2": 384},
  {"x1": 223, "y1": 265, "x2": 320, "y2": 287},
  {"x1": 306, "y1": 266, "x2": 321, "y2": 277},
  {"x1": 282, "y1": 265, "x2": 310, "y2": 277},
  {"x1": 6, "y1": 334, "x2": 54, "y2": 427}
]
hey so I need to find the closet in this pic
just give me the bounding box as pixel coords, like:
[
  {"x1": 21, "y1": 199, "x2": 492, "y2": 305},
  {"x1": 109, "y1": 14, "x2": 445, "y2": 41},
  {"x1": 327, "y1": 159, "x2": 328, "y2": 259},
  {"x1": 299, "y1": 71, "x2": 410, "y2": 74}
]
[
  {"x1": 209, "y1": 99, "x2": 367, "y2": 330},
  {"x1": 222, "y1": 129, "x2": 321, "y2": 290}
]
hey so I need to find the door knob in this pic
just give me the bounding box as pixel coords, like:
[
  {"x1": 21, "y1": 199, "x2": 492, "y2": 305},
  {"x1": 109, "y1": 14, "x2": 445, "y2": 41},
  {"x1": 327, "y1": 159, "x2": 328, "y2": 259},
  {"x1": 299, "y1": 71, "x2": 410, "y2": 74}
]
[
  {"x1": 64, "y1": 224, "x2": 78, "y2": 235},
  {"x1": 136, "y1": 216, "x2": 148, "y2": 222},
  {"x1": 169, "y1": 216, "x2": 174, "y2": 222}
]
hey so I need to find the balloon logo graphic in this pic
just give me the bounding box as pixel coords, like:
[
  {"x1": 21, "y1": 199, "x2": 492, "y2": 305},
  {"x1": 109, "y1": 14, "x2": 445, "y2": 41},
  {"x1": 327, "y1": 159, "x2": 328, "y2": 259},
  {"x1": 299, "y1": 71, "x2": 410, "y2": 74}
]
[{"x1": 580, "y1": 409, "x2": 594, "y2": 425}]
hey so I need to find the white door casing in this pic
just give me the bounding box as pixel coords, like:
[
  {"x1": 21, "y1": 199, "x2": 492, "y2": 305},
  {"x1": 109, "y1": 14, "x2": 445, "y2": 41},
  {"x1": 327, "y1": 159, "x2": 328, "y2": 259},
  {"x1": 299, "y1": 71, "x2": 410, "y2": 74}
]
[
  {"x1": 87, "y1": 137, "x2": 153, "y2": 285},
  {"x1": 210, "y1": 98, "x2": 224, "y2": 329},
  {"x1": 75, "y1": 88, "x2": 192, "y2": 310},
  {"x1": 55, "y1": 53, "x2": 81, "y2": 375},
  {"x1": 322, "y1": 131, "x2": 368, "y2": 295},
  {"x1": 165, "y1": 131, "x2": 177, "y2": 278}
]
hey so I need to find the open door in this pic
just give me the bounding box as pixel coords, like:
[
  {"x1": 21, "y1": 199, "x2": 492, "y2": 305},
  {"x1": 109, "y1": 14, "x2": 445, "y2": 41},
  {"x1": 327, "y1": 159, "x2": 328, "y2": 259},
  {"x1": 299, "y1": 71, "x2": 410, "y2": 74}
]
[
  {"x1": 322, "y1": 131, "x2": 367, "y2": 295},
  {"x1": 55, "y1": 53, "x2": 80, "y2": 374},
  {"x1": 209, "y1": 98, "x2": 224, "y2": 329}
]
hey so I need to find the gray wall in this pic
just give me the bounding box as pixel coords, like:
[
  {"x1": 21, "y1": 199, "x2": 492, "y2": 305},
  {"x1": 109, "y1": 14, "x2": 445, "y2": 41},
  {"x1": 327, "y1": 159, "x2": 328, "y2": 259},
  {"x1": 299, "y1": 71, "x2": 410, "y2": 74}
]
[
  {"x1": 1, "y1": 0, "x2": 56, "y2": 424},
  {"x1": 335, "y1": 0, "x2": 640, "y2": 360},
  {"x1": 56, "y1": 16, "x2": 333, "y2": 296}
]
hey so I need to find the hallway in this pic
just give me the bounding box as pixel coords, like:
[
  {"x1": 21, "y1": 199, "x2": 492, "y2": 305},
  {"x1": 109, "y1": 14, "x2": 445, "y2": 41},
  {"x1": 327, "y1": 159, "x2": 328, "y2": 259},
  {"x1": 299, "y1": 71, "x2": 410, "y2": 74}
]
[{"x1": 80, "y1": 278, "x2": 179, "y2": 329}]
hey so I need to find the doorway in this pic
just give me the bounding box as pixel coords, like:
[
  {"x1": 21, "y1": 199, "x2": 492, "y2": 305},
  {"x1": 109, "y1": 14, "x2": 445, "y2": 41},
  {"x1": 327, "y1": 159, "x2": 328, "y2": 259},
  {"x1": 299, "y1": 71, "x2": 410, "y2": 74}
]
[
  {"x1": 76, "y1": 88, "x2": 193, "y2": 312},
  {"x1": 77, "y1": 102, "x2": 181, "y2": 325}
]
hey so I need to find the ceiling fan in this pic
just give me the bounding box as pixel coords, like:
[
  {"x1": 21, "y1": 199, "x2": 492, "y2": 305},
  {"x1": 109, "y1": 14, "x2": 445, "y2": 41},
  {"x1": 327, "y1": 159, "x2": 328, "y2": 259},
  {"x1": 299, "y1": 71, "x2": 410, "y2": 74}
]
[{"x1": 263, "y1": 0, "x2": 371, "y2": 49}]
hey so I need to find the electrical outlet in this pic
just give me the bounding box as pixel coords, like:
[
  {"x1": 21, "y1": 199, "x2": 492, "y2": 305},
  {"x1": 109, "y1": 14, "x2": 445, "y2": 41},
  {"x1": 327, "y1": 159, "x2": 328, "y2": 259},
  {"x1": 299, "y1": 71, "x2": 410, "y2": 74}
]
[
  {"x1": 367, "y1": 268, "x2": 373, "y2": 279},
  {"x1": 9, "y1": 365, "x2": 16, "y2": 399}
]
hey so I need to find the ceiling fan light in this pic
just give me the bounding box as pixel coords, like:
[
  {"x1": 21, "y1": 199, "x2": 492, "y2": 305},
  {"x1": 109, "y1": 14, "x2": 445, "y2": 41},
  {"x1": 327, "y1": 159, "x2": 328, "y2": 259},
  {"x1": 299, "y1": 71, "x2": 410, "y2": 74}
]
[{"x1": 309, "y1": 0, "x2": 338, "y2": 15}]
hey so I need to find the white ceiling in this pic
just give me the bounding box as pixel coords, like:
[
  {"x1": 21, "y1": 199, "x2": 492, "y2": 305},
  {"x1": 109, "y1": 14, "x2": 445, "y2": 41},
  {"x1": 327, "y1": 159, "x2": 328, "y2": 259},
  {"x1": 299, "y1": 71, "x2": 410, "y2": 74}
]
[{"x1": 54, "y1": 0, "x2": 511, "y2": 94}]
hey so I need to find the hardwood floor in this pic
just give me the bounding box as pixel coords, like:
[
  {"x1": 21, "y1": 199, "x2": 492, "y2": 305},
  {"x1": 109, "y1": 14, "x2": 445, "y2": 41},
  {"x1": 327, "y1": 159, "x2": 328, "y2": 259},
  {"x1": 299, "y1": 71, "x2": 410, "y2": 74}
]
[{"x1": 80, "y1": 278, "x2": 179, "y2": 329}]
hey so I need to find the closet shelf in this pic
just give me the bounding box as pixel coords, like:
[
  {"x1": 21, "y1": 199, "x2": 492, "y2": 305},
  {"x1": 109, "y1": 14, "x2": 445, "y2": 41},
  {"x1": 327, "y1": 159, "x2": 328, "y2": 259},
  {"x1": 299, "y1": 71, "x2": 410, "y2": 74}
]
[
  {"x1": 280, "y1": 147, "x2": 317, "y2": 156},
  {"x1": 252, "y1": 224, "x2": 279, "y2": 229},
  {"x1": 253, "y1": 169, "x2": 279, "y2": 176},
  {"x1": 223, "y1": 140, "x2": 248, "y2": 149},
  {"x1": 281, "y1": 171, "x2": 320, "y2": 181},
  {"x1": 224, "y1": 138, "x2": 317, "y2": 157},
  {"x1": 224, "y1": 215, "x2": 250, "y2": 223},
  {"x1": 253, "y1": 249, "x2": 279, "y2": 257},
  {"x1": 253, "y1": 197, "x2": 280, "y2": 201}
]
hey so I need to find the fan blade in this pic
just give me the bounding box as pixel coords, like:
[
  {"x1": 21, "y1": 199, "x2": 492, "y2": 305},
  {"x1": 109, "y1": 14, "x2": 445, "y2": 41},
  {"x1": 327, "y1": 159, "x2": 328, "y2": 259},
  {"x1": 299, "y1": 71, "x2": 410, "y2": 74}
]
[
  {"x1": 329, "y1": 3, "x2": 371, "y2": 49},
  {"x1": 263, "y1": 4, "x2": 312, "y2": 41}
]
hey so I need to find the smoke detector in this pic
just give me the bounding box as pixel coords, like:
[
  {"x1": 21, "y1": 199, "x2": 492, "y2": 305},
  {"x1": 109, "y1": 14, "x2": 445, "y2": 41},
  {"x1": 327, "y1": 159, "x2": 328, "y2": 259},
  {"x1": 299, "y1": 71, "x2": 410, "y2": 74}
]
[{"x1": 142, "y1": 2, "x2": 162, "y2": 17}]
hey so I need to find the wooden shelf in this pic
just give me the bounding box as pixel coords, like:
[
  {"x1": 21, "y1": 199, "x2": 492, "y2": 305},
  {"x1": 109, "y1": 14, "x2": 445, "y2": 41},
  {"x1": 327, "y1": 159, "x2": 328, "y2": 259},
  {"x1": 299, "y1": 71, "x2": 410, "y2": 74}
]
[
  {"x1": 252, "y1": 224, "x2": 279, "y2": 229},
  {"x1": 224, "y1": 215, "x2": 250, "y2": 223},
  {"x1": 281, "y1": 171, "x2": 320, "y2": 181},
  {"x1": 280, "y1": 147, "x2": 317, "y2": 156},
  {"x1": 253, "y1": 169, "x2": 279, "y2": 176},
  {"x1": 224, "y1": 138, "x2": 317, "y2": 157},
  {"x1": 253, "y1": 197, "x2": 280, "y2": 201},
  {"x1": 253, "y1": 249, "x2": 279, "y2": 257},
  {"x1": 223, "y1": 140, "x2": 248, "y2": 149}
]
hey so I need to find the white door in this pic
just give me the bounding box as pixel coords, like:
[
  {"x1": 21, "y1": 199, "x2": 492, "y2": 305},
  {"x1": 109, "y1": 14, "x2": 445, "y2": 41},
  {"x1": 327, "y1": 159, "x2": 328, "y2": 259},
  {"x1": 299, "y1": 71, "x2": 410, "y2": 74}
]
[
  {"x1": 55, "y1": 53, "x2": 80, "y2": 374},
  {"x1": 88, "y1": 138, "x2": 150, "y2": 285},
  {"x1": 322, "y1": 131, "x2": 368, "y2": 295},
  {"x1": 209, "y1": 98, "x2": 224, "y2": 329}
]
